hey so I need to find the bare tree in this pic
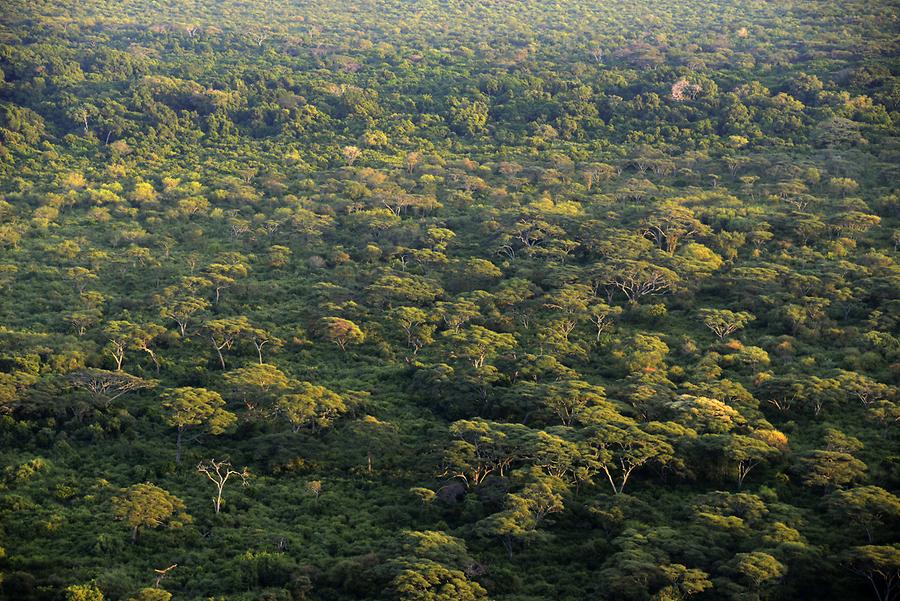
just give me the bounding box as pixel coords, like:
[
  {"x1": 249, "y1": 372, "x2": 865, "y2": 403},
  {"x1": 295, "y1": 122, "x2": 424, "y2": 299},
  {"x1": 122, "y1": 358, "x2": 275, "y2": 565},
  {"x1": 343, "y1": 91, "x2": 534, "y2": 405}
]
[
  {"x1": 197, "y1": 459, "x2": 250, "y2": 514},
  {"x1": 154, "y1": 564, "x2": 177, "y2": 588}
]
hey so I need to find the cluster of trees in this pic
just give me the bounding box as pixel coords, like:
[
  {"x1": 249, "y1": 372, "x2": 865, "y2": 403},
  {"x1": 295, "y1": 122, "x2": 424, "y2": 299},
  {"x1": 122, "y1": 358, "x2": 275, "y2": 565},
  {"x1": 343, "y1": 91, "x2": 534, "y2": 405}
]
[{"x1": 0, "y1": 0, "x2": 898, "y2": 599}]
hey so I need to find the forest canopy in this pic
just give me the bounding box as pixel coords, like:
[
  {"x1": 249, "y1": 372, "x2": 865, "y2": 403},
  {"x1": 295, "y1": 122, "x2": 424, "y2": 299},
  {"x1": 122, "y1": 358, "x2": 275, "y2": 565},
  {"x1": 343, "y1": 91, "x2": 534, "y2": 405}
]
[{"x1": 0, "y1": 0, "x2": 898, "y2": 600}]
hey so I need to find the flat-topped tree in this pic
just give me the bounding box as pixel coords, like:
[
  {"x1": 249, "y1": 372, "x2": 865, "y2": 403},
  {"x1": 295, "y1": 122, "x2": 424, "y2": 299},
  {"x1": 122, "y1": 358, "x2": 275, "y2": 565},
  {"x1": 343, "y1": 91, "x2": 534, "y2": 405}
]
[
  {"x1": 103, "y1": 320, "x2": 166, "y2": 372},
  {"x1": 534, "y1": 379, "x2": 608, "y2": 427},
  {"x1": 161, "y1": 387, "x2": 236, "y2": 463},
  {"x1": 223, "y1": 363, "x2": 289, "y2": 415},
  {"x1": 389, "y1": 306, "x2": 437, "y2": 362},
  {"x1": 588, "y1": 303, "x2": 623, "y2": 341},
  {"x1": 250, "y1": 329, "x2": 284, "y2": 365},
  {"x1": 155, "y1": 276, "x2": 212, "y2": 336},
  {"x1": 829, "y1": 486, "x2": 900, "y2": 544},
  {"x1": 204, "y1": 316, "x2": 266, "y2": 369},
  {"x1": 641, "y1": 200, "x2": 710, "y2": 255},
  {"x1": 112, "y1": 483, "x2": 191, "y2": 542},
  {"x1": 320, "y1": 317, "x2": 365, "y2": 351},
  {"x1": 441, "y1": 325, "x2": 515, "y2": 369},
  {"x1": 700, "y1": 309, "x2": 756, "y2": 340},
  {"x1": 276, "y1": 382, "x2": 347, "y2": 433},
  {"x1": 722, "y1": 552, "x2": 786, "y2": 599},
  {"x1": 443, "y1": 419, "x2": 535, "y2": 488},
  {"x1": 581, "y1": 421, "x2": 674, "y2": 494},
  {"x1": 350, "y1": 415, "x2": 399, "y2": 475},
  {"x1": 204, "y1": 254, "x2": 249, "y2": 304},
  {"x1": 843, "y1": 545, "x2": 900, "y2": 601},
  {"x1": 475, "y1": 472, "x2": 567, "y2": 558},
  {"x1": 69, "y1": 368, "x2": 156, "y2": 409},
  {"x1": 599, "y1": 260, "x2": 679, "y2": 304}
]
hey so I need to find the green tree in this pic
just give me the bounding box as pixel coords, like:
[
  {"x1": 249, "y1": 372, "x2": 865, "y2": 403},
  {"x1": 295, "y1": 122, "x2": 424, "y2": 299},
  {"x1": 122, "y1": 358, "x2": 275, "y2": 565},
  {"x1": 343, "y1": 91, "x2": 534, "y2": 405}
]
[
  {"x1": 390, "y1": 559, "x2": 487, "y2": 600},
  {"x1": 205, "y1": 317, "x2": 262, "y2": 369},
  {"x1": 700, "y1": 309, "x2": 756, "y2": 340},
  {"x1": 276, "y1": 382, "x2": 347, "y2": 433},
  {"x1": 223, "y1": 363, "x2": 290, "y2": 416},
  {"x1": 795, "y1": 450, "x2": 867, "y2": 489},
  {"x1": 128, "y1": 589, "x2": 172, "y2": 601},
  {"x1": 476, "y1": 472, "x2": 567, "y2": 557},
  {"x1": 718, "y1": 434, "x2": 783, "y2": 489},
  {"x1": 161, "y1": 387, "x2": 236, "y2": 463},
  {"x1": 443, "y1": 420, "x2": 534, "y2": 487},
  {"x1": 843, "y1": 545, "x2": 900, "y2": 601},
  {"x1": 829, "y1": 486, "x2": 900, "y2": 543},
  {"x1": 722, "y1": 552, "x2": 786, "y2": 599},
  {"x1": 112, "y1": 483, "x2": 191, "y2": 542},
  {"x1": 65, "y1": 583, "x2": 103, "y2": 601},
  {"x1": 321, "y1": 317, "x2": 366, "y2": 351},
  {"x1": 442, "y1": 326, "x2": 515, "y2": 369},
  {"x1": 582, "y1": 422, "x2": 673, "y2": 494}
]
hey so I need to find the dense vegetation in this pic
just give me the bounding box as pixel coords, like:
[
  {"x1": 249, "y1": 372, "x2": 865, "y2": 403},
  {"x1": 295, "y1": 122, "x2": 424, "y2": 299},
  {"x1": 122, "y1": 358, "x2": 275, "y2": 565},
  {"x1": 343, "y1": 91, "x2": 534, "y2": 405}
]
[{"x1": 0, "y1": 0, "x2": 899, "y2": 599}]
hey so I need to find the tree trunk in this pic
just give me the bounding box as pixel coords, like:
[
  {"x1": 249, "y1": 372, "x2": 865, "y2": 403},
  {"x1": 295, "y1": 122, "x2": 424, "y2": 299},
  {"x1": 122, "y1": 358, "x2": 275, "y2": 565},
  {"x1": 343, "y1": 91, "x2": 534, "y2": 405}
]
[
  {"x1": 176, "y1": 426, "x2": 184, "y2": 464},
  {"x1": 213, "y1": 338, "x2": 226, "y2": 369}
]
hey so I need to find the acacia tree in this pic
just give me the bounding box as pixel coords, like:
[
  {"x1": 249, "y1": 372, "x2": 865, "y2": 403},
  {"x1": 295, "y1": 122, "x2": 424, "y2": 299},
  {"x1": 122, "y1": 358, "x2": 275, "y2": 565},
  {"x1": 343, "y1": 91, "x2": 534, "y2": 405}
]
[
  {"x1": 539, "y1": 283, "x2": 593, "y2": 352},
  {"x1": 700, "y1": 309, "x2": 756, "y2": 340},
  {"x1": 112, "y1": 483, "x2": 191, "y2": 542},
  {"x1": 103, "y1": 321, "x2": 166, "y2": 371},
  {"x1": 350, "y1": 414, "x2": 399, "y2": 474},
  {"x1": 205, "y1": 317, "x2": 262, "y2": 369},
  {"x1": 442, "y1": 325, "x2": 515, "y2": 369},
  {"x1": 442, "y1": 420, "x2": 534, "y2": 488},
  {"x1": 390, "y1": 559, "x2": 487, "y2": 600},
  {"x1": 320, "y1": 317, "x2": 365, "y2": 351},
  {"x1": 197, "y1": 459, "x2": 250, "y2": 514},
  {"x1": 64, "y1": 583, "x2": 104, "y2": 601},
  {"x1": 641, "y1": 201, "x2": 710, "y2": 255},
  {"x1": 160, "y1": 387, "x2": 236, "y2": 463},
  {"x1": 250, "y1": 329, "x2": 284, "y2": 365},
  {"x1": 829, "y1": 487, "x2": 900, "y2": 544},
  {"x1": 69, "y1": 369, "x2": 156, "y2": 409},
  {"x1": 223, "y1": 363, "x2": 290, "y2": 414},
  {"x1": 205, "y1": 258, "x2": 249, "y2": 304},
  {"x1": 795, "y1": 450, "x2": 868, "y2": 490},
  {"x1": 436, "y1": 298, "x2": 482, "y2": 333},
  {"x1": 581, "y1": 422, "x2": 673, "y2": 494},
  {"x1": 723, "y1": 552, "x2": 787, "y2": 599},
  {"x1": 599, "y1": 260, "x2": 679, "y2": 303},
  {"x1": 588, "y1": 303, "x2": 623, "y2": 341},
  {"x1": 843, "y1": 545, "x2": 900, "y2": 601},
  {"x1": 712, "y1": 433, "x2": 783, "y2": 489},
  {"x1": 837, "y1": 372, "x2": 893, "y2": 408},
  {"x1": 276, "y1": 382, "x2": 346, "y2": 433},
  {"x1": 389, "y1": 306, "x2": 437, "y2": 362},
  {"x1": 476, "y1": 473, "x2": 566, "y2": 558},
  {"x1": 536, "y1": 380, "x2": 608, "y2": 426},
  {"x1": 155, "y1": 276, "x2": 212, "y2": 336}
]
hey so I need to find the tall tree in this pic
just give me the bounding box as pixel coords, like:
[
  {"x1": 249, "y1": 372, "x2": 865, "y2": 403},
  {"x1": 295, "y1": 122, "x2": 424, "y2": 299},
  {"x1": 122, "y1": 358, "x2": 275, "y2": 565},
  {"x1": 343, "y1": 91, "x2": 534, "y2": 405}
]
[
  {"x1": 112, "y1": 483, "x2": 191, "y2": 542},
  {"x1": 161, "y1": 387, "x2": 236, "y2": 463}
]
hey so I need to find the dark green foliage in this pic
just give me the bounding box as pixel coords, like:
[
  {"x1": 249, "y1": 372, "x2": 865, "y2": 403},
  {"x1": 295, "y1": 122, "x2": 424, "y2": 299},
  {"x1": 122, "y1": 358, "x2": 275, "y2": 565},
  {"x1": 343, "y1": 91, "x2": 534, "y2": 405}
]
[{"x1": 0, "y1": 0, "x2": 898, "y2": 600}]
